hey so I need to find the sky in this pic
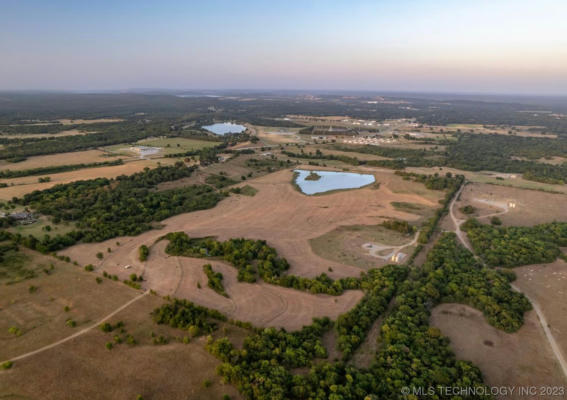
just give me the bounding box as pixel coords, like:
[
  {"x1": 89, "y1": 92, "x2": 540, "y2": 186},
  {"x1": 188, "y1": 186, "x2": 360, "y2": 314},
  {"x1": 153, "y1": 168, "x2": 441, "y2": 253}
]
[{"x1": 1, "y1": 0, "x2": 566, "y2": 95}]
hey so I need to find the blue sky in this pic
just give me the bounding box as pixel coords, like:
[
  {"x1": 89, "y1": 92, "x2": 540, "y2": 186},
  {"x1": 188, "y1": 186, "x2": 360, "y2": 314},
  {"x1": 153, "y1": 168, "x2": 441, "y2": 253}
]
[{"x1": 1, "y1": 0, "x2": 566, "y2": 94}]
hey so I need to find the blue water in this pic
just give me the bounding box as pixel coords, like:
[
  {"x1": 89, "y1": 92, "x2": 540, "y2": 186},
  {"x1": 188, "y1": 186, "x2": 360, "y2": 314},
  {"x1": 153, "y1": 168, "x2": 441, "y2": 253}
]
[
  {"x1": 202, "y1": 122, "x2": 246, "y2": 135},
  {"x1": 294, "y1": 170, "x2": 375, "y2": 195}
]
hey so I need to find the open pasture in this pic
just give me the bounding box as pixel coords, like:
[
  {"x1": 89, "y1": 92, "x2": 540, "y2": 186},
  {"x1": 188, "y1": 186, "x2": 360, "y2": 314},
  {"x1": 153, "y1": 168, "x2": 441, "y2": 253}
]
[
  {"x1": 310, "y1": 225, "x2": 417, "y2": 269},
  {"x1": 514, "y1": 259, "x2": 567, "y2": 361},
  {"x1": 61, "y1": 168, "x2": 439, "y2": 278},
  {"x1": 137, "y1": 137, "x2": 219, "y2": 155},
  {"x1": 0, "y1": 248, "x2": 140, "y2": 361},
  {"x1": 0, "y1": 293, "x2": 243, "y2": 400},
  {"x1": 0, "y1": 149, "x2": 123, "y2": 172},
  {"x1": 431, "y1": 303, "x2": 565, "y2": 396},
  {"x1": 457, "y1": 182, "x2": 567, "y2": 226}
]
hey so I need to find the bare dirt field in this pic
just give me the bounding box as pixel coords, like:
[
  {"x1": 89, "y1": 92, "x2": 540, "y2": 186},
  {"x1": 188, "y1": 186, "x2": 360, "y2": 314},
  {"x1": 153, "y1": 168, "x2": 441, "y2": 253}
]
[
  {"x1": 457, "y1": 182, "x2": 567, "y2": 226},
  {"x1": 514, "y1": 259, "x2": 567, "y2": 363},
  {"x1": 0, "y1": 158, "x2": 174, "y2": 200},
  {"x1": 0, "y1": 293, "x2": 243, "y2": 400},
  {"x1": 0, "y1": 249, "x2": 140, "y2": 361},
  {"x1": 59, "y1": 168, "x2": 439, "y2": 329},
  {"x1": 0, "y1": 149, "x2": 122, "y2": 172},
  {"x1": 431, "y1": 304, "x2": 566, "y2": 397}
]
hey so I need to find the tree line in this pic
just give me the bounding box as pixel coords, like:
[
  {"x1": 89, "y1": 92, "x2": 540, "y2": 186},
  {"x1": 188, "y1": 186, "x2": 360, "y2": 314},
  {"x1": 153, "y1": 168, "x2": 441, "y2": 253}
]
[{"x1": 462, "y1": 219, "x2": 567, "y2": 267}]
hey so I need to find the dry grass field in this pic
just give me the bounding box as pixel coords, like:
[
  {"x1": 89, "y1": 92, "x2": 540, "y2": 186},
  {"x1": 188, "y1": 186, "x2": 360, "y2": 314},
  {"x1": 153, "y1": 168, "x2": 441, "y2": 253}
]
[
  {"x1": 0, "y1": 248, "x2": 140, "y2": 361},
  {"x1": 252, "y1": 125, "x2": 302, "y2": 144},
  {"x1": 457, "y1": 182, "x2": 567, "y2": 226},
  {"x1": 431, "y1": 304, "x2": 565, "y2": 397},
  {"x1": 0, "y1": 150, "x2": 123, "y2": 172},
  {"x1": 310, "y1": 225, "x2": 416, "y2": 269},
  {"x1": 0, "y1": 158, "x2": 175, "y2": 200},
  {"x1": 57, "y1": 168, "x2": 439, "y2": 329},
  {"x1": 136, "y1": 137, "x2": 219, "y2": 155},
  {"x1": 0, "y1": 293, "x2": 244, "y2": 400},
  {"x1": 514, "y1": 259, "x2": 567, "y2": 361},
  {"x1": 140, "y1": 241, "x2": 364, "y2": 330}
]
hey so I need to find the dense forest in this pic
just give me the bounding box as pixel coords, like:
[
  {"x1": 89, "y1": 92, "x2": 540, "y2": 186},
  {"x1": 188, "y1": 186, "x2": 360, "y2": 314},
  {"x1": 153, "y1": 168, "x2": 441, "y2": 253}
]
[
  {"x1": 13, "y1": 163, "x2": 223, "y2": 251},
  {"x1": 462, "y1": 219, "x2": 567, "y2": 267}
]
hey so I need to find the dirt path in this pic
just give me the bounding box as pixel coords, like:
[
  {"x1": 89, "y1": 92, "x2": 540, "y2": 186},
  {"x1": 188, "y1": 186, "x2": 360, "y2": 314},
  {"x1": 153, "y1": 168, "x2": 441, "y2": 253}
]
[
  {"x1": 0, "y1": 290, "x2": 148, "y2": 365},
  {"x1": 449, "y1": 182, "x2": 567, "y2": 381}
]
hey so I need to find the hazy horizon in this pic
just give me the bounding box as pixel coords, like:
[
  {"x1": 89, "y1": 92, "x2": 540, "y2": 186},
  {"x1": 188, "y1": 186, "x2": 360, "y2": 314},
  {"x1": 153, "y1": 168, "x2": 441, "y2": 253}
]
[{"x1": 2, "y1": 0, "x2": 566, "y2": 95}]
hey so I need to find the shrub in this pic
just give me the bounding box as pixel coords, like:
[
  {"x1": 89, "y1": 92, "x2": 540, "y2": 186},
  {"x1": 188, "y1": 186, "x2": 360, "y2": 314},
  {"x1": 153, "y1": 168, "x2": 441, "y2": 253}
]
[
  {"x1": 491, "y1": 216, "x2": 502, "y2": 225},
  {"x1": 1, "y1": 361, "x2": 13, "y2": 370},
  {"x1": 8, "y1": 326, "x2": 22, "y2": 336},
  {"x1": 138, "y1": 245, "x2": 149, "y2": 261}
]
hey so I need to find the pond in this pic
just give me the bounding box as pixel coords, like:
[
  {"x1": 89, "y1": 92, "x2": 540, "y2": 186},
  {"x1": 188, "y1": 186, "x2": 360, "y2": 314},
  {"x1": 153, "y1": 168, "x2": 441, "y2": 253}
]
[
  {"x1": 202, "y1": 122, "x2": 246, "y2": 135},
  {"x1": 293, "y1": 169, "x2": 375, "y2": 195}
]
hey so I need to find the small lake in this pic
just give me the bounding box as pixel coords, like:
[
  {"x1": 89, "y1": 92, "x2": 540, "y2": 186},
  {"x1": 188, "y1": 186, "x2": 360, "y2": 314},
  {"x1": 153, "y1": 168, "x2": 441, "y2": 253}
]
[
  {"x1": 293, "y1": 169, "x2": 375, "y2": 195},
  {"x1": 202, "y1": 122, "x2": 246, "y2": 135}
]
